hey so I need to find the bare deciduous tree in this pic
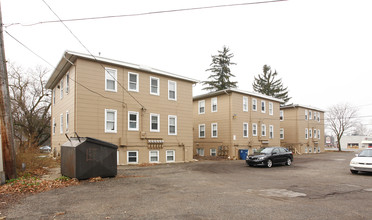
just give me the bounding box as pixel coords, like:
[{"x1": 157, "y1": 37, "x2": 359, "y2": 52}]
[
  {"x1": 8, "y1": 63, "x2": 51, "y2": 150},
  {"x1": 351, "y1": 122, "x2": 372, "y2": 136},
  {"x1": 327, "y1": 103, "x2": 358, "y2": 151}
]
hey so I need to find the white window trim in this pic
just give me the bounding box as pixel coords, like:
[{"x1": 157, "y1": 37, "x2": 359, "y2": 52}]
[
  {"x1": 66, "y1": 72, "x2": 70, "y2": 94},
  {"x1": 105, "y1": 109, "x2": 117, "y2": 133},
  {"x1": 52, "y1": 118, "x2": 55, "y2": 135},
  {"x1": 128, "y1": 72, "x2": 139, "y2": 92},
  {"x1": 261, "y1": 101, "x2": 266, "y2": 113},
  {"x1": 199, "y1": 124, "x2": 205, "y2": 138},
  {"x1": 261, "y1": 124, "x2": 266, "y2": 136},
  {"x1": 211, "y1": 123, "x2": 218, "y2": 138},
  {"x1": 60, "y1": 78, "x2": 64, "y2": 99},
  {"x1": 52, "y1": 89, "x2": 55, "y2": 105},
  {"x1": 211, "y1": 97, "x2": 217, "y2": 113},
  {"x1": 149, "y1": 150, "x2": 159, "y2": 163},
  {"x1": 150, "y1": 113, "x2": 160, "y2": 132},
  {"x1": 128, "y1": 111, "x2": 139, "y2": 131},
  {"x1": 197, "y1": 148, "x2": 205, "y2": 156},
  {"x1": 305, "y1": 128, "x2": 308, "y2": 139},
  {"x1": 318, "y1": 129, "x2": 320, "y2": 139},
  {"x1": 60, "y1": 114, "x2": 63, "y2": 134},
  {"x1": 269, "y1": 125, "x2": 274, "y2": 139},
  {"x1": 269, "y1": 102, "x2": 273, "y2": 115},
  {"x1": 243, "y1": 96, "x2": 248, "y2": 112},
  {"x1": 168, "y1": 115, "x2": 177, "y2": 135},
  {"x1": 309, "y1": 110, "x2": 312, "y2": 120},
  {"x1": 252, "y1": 123, "x2": 258, "y2": 136},
  {"x1": 168, "y1": 80, "x2": 177, "y2": 101},
  {"x1": 280, "y1": 110, "x2": 284, "y2": 121},
  {"x1": 66, "y1": 111, "x2": 69, "y2": 133},
  {"x1": 317, "y1": 112, "x2": 320, "y2": 122},
  {"x1": 280, "y1": 128, "x2": 284, "y2": 139},
  {"x1": 105, "y1": 67, "x2": 117, "y2": 92},
  {"x1": 243, "y1": 122, "x2": 249, "y2": 138},
  {"x1": 150, "y1": 76, "x2": 159, "y2": 96},
  {"x1": 127, "y1": 151, "x2": 138, "y2": 164},
  {"x1": 198, "y1": 100, "x2": 205, "y2": 114},
  {"x1": 252, "y1": 98, "x2": 257, "y2": 111},
  {"x1": 210, "y1": 148, "x2": 217, "y2": 156},
  {"x1": 166, "y1": 150, "x2": 175, "y2": 163},
  {"x1": 305, "y1": 110, "x2": 308, "y2": 120},
  {"x1": 309, "y1": 129, "x2": 312, "y2": 138}
]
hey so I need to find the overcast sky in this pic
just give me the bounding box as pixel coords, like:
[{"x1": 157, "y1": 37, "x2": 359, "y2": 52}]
[{"x1": 2, "y1": 0, "x2": 372, "y2": 131}]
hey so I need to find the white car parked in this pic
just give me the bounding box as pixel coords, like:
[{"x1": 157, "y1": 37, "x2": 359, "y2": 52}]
[{"x1": 350, "y1": 149, "x2": 372, "y2": 174}]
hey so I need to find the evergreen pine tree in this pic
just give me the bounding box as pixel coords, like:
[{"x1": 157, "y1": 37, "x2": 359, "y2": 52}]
[
  {"x1": 252, "y1": 64, "x2": 291, "y2": 103},
  {"x1": 202, "y1": 46, "x2": 237, "y2": 91}
]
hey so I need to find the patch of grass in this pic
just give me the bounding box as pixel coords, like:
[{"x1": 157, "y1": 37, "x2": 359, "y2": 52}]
[{"x1": 55, "y1": 176, "x2": 70, "y2": 182}]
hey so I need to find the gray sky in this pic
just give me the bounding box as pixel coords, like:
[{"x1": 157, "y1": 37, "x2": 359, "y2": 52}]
[{"x1": 2, "y1": 0, "x2": 372, "y2": 131}]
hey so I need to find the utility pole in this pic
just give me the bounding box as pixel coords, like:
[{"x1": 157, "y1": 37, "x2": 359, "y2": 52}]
[{"x1": 0, "y1": 2, "x2": 17, "y2": 179}]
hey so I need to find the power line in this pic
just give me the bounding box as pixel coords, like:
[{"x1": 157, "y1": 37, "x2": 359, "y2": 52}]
[
  {"x1": 4, "y1": 0, "x2": 288, "y2": 28},
  {"x1": 41, "y1": 0, "x2": 146, "y2": 110}
]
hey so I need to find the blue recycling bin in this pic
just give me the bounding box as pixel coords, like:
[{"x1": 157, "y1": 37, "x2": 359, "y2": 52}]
[{"x1": 239, "y1": 149, "x2": 249, "y2": 160}]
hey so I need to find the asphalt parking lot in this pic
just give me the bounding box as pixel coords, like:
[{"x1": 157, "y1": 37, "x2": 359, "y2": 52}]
[{"x1": 4, "y1": 151, "x2": 372, "y2": 219}]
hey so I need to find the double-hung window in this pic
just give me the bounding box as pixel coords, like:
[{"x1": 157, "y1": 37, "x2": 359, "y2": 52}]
[
  {"x1": 269, "y1": 102, "x2": 273, "y2": 115},
  {"x1": 168, "y1": 80, "x2": 177, "y2": 100},
  {"x1": 280, "y1": 128, "x2": 284, "y2": 139},
  {"x1": 60, "y1": 78, "x2": 64, "y2": 99},
  {"x1": 105, "y1": 68, "x2": 117, "y2": 92},
  {"x1": 166, "y1": 150, "x2": 175, "y2": 162},
  {"x1": 150, "y1": 113, "x2": 160, "y2": 132},
  {"x1": 105, "y1": 109, "x2": 117, "y2": 133},
  {"x1": 261, "y1": 124, "x2": 266, "y2": 136},
  {"x1": 280, "y1": 110, "x2": 284, "y2": 121},
  {"x1": 210, "y1": 149, "x2": 217, "y2": 156},
  {"x1": 211, "y1": 97, "x2": 217, "y2": 112},
  {"x1": 199, "y1": 124, "x2": 205, "y2": 138},
  {"x1": 269, "y1": 125, "x2": 274, "y2": 139},
  {"x1": 305, "y1": 128, "x2": 308, "y2": 139},
  {"x1": 317, "y1": 112, "x2": 320, "y2": 122},
  {"x1": 261, "y1": 101, "x2": 266, "y2": 113},
  {"x1": 243, "y1": 96, "x2": 248, "y2": 112},
  {"x1": 150, "y1": 76, "x2": 159, "y2": 95},
  {"x1": 128, "y1": 111, "x2": 139, "y2": 131},
  {"x1": 149, "y1": 150, "x2": 159, "y2": 163},
  {"x1": 313, "y1": 111, "x2": 317, "y2": 120},
  {"x1": 314, "y1": 129, "x2": 317, "y2": 139},
  {"x1": 252, "y1": 99, "x2": 257, "y2": 111},
  {"x1": 252, "y1": 123, "x2": 257, "y2": 136},
  {"x1": 52, "y1": 89, "x2": 55, "y2": 105},
  {"x1": 305, "y1": 110, "x2": 308, "y2": 120},
  {"x1": 309, "y1": 110, "x2": 312, "y2": 120},
  {"x1": 66, "y1": 72, "x2": 70, "y2": 94},
  {"x1": 243, "y1": 123, "x2": 248, "y2": 138},
  {"x1": 168, "y1": 115, "x2": 177, "y2": 135},
  {"x1": 128, "y1": 72, "x2": 139, "y2": 92},
  {"x1": 211, "y1": 123, "x2": 218, "y2": 138},
  {"x1": 198, "y1": 100, "x2": 205, "y2": 114},
  {"x1": 52, "y1": 118, "x2": 55, "y2": 135},
  {"x1": 127, "y1": 151, "x2": 138, "y2": 164},
  {"x1": 60, "y1": 114, "x2": 63, "y2": 134},
  {"x1": 66, "y1": 111, "x2": 69, "y2": 132},
  {"x1": 318, "y1": 129, "x2": 320, "y2": 139}
]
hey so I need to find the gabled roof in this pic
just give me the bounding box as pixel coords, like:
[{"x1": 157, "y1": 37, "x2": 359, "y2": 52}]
[
  {"x1": 193, "y1": 88, "x2": 284, "y2": 103},
  {"x1": 46, "y1": 50, "x2": 199, "y2": 89},
  {"x1": 280, "y1": 104, "x2": 325, "y2": 112}
]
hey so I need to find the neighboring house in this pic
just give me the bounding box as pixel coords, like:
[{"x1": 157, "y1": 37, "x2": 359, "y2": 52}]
[
  {"x1": 340, "y1": 136, "x2": 372, "y2": 150},
  {"x1": 280, "y1": 104, "x2": 325, "y2": 154},
  {"x1": 193, "y1": 89, "x2": 283, "y2": 159},
  {"x1": 46, "y1": 51, "x2": 198, "y2": 165}
]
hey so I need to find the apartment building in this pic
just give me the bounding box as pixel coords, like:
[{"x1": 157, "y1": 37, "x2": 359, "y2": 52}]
[
  {"x1": 280, "y1": 104, "x2": 325, "y2": 154},
  {"x1": 193, "y1": 89, "x2": 283, "y2": 159},
  {"x1": 46, "y1": 51, "x2": 198, "y2": 165}
]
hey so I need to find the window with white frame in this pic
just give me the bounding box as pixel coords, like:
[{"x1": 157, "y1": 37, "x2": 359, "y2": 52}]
[
  {"x1": 314, "y1": 129, "x2": 317, "y2": 139},
  {"x1": 211, "y1": 123, "x2": 218, "y2": 138},
  {"x1": 269, "y1": 102, "x2": 273, "y2": 115},
  {"x1": 280, "y1": 128, "x2": 284, "y2": 139},
  {"x1": 60, "y1": 78, "x2": 64, "y2": 99},
  {"x1": 150, "y1": 113, "x2": 160, "y2": 132},
  {"x1": 243, "y1": 123, "x2": 248, "y2": 138},
  {"x1": 105, "y1": 109, "x2": 117, "y2": 133},
  {"x1": 199, "y1": 124, "x2": 205, "y2": 138},
  {"x1": 105, "y1": 68, "x2": 117, "y2": 92},
  {"x1": 317, "y1": 112, "x2": 320, "y2": 122},
  {"x1": 66, "y1": 111, "x2": 69, "y2": 132},
  {"x1": 305, "y1": 110, "x2": 308, "y2": 120},
  {"x1": 269, "y1": 125, "x2": 274, "y2": 139},
  {"x1": 149, "y1": 150, "x2": 159, "y2": 163},
  {"x1": 66, "y1": 72, "x2": 70, "y2": 94},
  {"x1": 261, "y1": 124, "x2": 266, "y2": 136},
  {"x1": 280, "y1": 110, "x2": 284, "y2": 121},
  {"x1": 128, "y1": 72, "x2": 139, "y2": 92},
  {"x1": 261, "y1": 101, "x2": 266, "y2": 113},
  {"x1": 52, "y1": 118, "x2": 55, "y2": 135},
  {"x1": 60, "y1": 114, "x2": 63, "y2": 134},
  {"x1": 211, "y1": 97, "x2": 217, "y2": 112},
  {"x1": 318, "y1": 129, "x2": 320, "y2": 139},
  {"x1": 166, "y1": 150, "x2": 175, "y2": 162},
  {"x1": 52, "y1": 89, "x2": 55, "y2": 105},
  {"x1": 168, "y1": 115, "x2": 177, "y2": 135},
  {"x1": 243, "y1": 96, "x2": 248, "y2": 112},
  {"x1": 305, "y1": 128, "x2": 308, "y2": 139},
  {"x1": 252, "y1": 99, "x2": 257, "y2": 111},
  {"x1": 309, "y1": 110, "x2": 312, "y2": 120},
  {"x1": 252, "y1": 123, "x2": 257, "y2": 136},
  {"x1": 128, "y1": 111, "x2": 139, "y2": 131},
  {"x1": 150, "y1": 76, "x2": 159, "y2": 95},
  {"x1": 198, "y1": 100, "x2": 205, "y2": 114},
  {"x1": 197, "y1": 148, "x2": 204, "y2": 156},
  {"x1": 210, "y1": 148, "x2": 217, "y2": 156},
  {"x1": 309, "y1": 128, "x2": 312, "y2": 138},
  {"x1": 313, "y1": 111, "x2": 317, "y2": 120},
  {"x1": 168, "y1": 80, "x2": 177, "y2": 100},
  {"x1": 127, "y1": 151, "x2": 138, "y2": 164}
]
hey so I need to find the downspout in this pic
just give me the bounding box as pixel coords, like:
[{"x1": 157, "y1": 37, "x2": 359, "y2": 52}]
[{"x1": 223, "y1": 90, "x2": 232, "y2": 157}]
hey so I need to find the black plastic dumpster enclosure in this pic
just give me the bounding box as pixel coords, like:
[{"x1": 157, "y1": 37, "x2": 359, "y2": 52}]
[{"x1": 61, "y1": 137, "x2": 117, "y2": 180}]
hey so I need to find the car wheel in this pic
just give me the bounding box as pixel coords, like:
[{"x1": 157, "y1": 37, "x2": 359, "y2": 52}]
[
  {"x1": 286, "y1": 158, "x2": 292, "y2": 166},
  {"x1": 267, "y1": 159, "x2": 273, "y2": 168},
  {"x1": 350, "y1": 170, "x2": 358, "y2": 174}
]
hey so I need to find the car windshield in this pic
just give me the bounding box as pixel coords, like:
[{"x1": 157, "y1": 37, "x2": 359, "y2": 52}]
[
  {"x1": 358, "y1": 150, "x2": 372, "y2": 157},
  {"x1": 258, "y1": 148, "x2": 273, "y2": 155}
]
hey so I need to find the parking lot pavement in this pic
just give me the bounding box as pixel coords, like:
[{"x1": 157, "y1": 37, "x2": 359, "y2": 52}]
[{"x1": 4, "y1": 151, "x2": 372, "y2": 219}]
